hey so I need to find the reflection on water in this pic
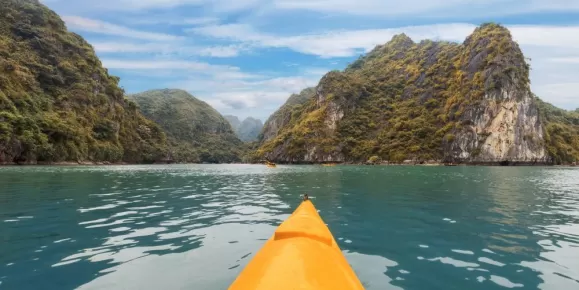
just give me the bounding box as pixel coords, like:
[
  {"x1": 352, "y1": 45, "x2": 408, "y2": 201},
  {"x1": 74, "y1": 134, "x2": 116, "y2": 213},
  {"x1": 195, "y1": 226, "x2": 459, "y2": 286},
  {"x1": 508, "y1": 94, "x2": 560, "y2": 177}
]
[
  {"x1": 520, "y1": 169, "x2": 579, "y2": 289},
  {"x1": 0, "y1": 165, "x2": 578, "y2": 289}
]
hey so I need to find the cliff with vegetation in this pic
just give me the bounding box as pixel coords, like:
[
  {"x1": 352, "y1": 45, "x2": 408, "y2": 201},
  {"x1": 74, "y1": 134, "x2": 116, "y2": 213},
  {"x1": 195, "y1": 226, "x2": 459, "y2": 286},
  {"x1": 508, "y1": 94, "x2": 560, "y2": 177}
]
[
  {"x1": 536, "y1": 98, "x2": 579, "y2": 164},
  {"x1": 128, "y1": 89, "x2": 243, "y2": 163},
  {"x1": 256, "y1": 24, "x2": 576, "y2": 164},
  {"x1": 225, "y1": 115, "x2": 263, "y2": 142},
  {"x1": 0, "y1": 0, "x2": 168, "y2": 164},
  {"x1": 259, "y1": 87, "x2": 316, "y2": 143}
]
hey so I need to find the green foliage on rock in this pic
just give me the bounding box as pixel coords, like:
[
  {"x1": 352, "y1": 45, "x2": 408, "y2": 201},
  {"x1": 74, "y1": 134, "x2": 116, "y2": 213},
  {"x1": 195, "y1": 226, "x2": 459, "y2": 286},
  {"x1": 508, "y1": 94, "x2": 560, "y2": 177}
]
[
  {"x1": 536, "y1": 98, "x2": 579, "y2": 164},
  {"x1": 0, "y1": 0, "x2": 167, "y2": 164},
  {"x1": 258, "y1": 87, "x2": 316, "y2": 143},
  {"x1": 257, "y1": 23, "x2": 576, "y2": 164},
  {"x1": 128, "y1": 89, "x2": 243, "y2": 163}
]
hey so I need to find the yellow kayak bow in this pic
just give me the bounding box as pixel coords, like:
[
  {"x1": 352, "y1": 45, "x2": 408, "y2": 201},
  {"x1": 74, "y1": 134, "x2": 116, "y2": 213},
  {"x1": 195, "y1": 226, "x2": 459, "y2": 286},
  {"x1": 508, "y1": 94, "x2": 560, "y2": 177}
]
[{"x1": 228, "y1": 200, "x2": 364, "y2": 290}]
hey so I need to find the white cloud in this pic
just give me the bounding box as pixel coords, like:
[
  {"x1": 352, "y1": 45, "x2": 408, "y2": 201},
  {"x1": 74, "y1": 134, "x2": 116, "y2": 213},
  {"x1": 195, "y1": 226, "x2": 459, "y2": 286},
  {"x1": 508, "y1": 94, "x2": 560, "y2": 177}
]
[
  {"x1": 190, "y1": 22, "x2": 579, "y2": 110},
  {"x1": 125, "y1": 17, "x2": 219, "y2": 26},
  {"x1": 102, "y1": 59, "x2": 210, "y2": 70},
  {"x1": 63, "y1": 16, "x2": 182, "y2": 41},
  {"x1": 189, "y1": 24, "x2": 263, "y2": 41},
  {"x1": 92, "y1": 42, "x2": 243, "y2": 57},
  {"x1": 197, "y1": 46, "x2": 244, "y2": 57},
  {"x1": 113, "y1": 0, "x2": 263, "y2": 11},
  {"x1": 168, "y1": 71, "x2": 324, "y2": 119},
  {"x1": 100, "y1": 59, "x2": 256, "y2": 79},
  {"x1": 272, "y1": 0, "x2": 579, "y2": 17},
  {"x1": 92, "y1": 42, "x2": 169, "y2": 53},
  {"x1": 46, "y1": 0, "x2": 579, "y2": 17},
  {"x1": 47, "y1": 0, "x2": 579, "y2": 115},
  {"x1": 523, "y1": 45, "x2": 579, "y2": 108},
  {"x1": 548, "y1": 57, "x2": 579, "y2": 63},
  {"x1": 105, "y1": 0, "x2": 205, "y2": 10},
  {"x1": 212, "y1": 0, "x2": 264, "y2": 13},
  {"x1": 188, "y1": 23, "x2": 477, "y2": 57},
  {"x1": 509, "y1": 25, "x2": 579, "y2": 48},
  {"x1": 46, "y1": 0, "x2": 263, "y2": 14},
  {"x1": 273, "y1": 0, "x2": 490, "y2": 16},
  {"x1": 534, "y1": 83, "x2": 579, "y2": 108},
  {"x1": 191, "y1": 23, "x2": 579, "y2": 58}
]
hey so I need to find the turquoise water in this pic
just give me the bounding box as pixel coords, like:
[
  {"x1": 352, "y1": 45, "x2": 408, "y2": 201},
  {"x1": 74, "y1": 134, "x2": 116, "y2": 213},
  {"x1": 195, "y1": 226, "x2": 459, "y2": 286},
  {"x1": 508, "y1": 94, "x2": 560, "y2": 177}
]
[{"x1": 1, "y1": 165, "x2": 578, "y2": 289}]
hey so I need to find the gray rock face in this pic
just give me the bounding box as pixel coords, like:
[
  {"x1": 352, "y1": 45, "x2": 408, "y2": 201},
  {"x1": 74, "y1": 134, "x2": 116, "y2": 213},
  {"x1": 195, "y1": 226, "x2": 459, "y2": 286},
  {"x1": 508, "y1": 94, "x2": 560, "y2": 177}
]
[
  {"x1": 444, "y1": 24, "x2": 547, "y2": 164},
  {"x1": 294, "y1": 85, "x2": 346, "y2": 163},
  {"x1": 447, "y1": 85, "x2": 547, "y2": 163},
  {"x1": 259, "y1": 88, "x2": 316, "y2": 143}
]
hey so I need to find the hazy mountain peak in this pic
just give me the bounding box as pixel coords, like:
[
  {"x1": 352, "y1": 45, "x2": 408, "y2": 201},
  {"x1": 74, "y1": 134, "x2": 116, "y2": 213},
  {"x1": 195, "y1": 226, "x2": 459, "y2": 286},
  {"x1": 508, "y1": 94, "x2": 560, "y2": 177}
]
[{"x1": 225, "y1": 115, "x2": 264, "y2": 142}]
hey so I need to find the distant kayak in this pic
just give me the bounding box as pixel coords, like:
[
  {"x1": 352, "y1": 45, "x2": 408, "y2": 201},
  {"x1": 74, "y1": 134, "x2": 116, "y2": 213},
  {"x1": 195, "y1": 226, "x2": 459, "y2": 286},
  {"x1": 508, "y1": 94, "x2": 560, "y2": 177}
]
[
  {"x1": 228, "y1": 200, "x2": 364, "y2": 290},
  {"x1": 265, "y1": 161, "x2": 276, "y2": 168}
]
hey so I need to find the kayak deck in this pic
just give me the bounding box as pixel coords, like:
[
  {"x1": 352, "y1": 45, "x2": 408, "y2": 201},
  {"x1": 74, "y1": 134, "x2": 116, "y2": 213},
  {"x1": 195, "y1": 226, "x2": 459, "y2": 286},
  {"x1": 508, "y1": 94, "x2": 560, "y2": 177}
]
[{"x1": 228, "y1": 200, "x2": 364, "y2": 290}]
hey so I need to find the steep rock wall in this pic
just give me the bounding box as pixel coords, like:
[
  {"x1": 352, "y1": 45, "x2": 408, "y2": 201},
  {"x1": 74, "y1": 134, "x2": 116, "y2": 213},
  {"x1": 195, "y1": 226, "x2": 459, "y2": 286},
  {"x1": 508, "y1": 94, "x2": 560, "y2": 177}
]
[{"x1": 256, "y1": 24, "x2": 551, "y2": 164}]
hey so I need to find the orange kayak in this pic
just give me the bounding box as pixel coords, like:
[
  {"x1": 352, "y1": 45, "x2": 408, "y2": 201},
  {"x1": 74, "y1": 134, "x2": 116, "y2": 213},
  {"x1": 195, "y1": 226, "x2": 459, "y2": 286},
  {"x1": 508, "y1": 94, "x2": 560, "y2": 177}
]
[{"x1": 228, "y1": 200, "x2": 365, "y2": 290}]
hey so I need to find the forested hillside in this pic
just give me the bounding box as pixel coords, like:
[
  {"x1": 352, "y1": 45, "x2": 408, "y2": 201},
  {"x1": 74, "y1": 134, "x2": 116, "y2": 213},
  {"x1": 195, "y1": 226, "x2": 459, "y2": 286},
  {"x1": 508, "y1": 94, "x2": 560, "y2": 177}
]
[
  {"x1": 129, "y1": 89, "x2": 243, "y2": 163},
  {"x1": 0, "y1": 0, "x2": 168, "y2": 164},
  {"x1": 536, "y1": 98, "x2": 579, "y2": 164}
]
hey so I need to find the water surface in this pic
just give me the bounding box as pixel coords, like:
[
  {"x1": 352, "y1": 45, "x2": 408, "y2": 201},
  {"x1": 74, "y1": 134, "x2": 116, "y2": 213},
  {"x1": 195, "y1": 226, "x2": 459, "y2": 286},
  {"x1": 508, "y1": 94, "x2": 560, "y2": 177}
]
[{"x1": 1, "y1": 165, "x2": 578, "y2": 289}]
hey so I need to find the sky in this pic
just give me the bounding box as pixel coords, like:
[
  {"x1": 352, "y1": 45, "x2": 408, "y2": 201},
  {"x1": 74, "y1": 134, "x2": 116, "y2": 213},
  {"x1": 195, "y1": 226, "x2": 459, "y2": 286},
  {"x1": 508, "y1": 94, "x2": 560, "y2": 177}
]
[{"x1": 40, "y1": 0, "x2": 579, "y2": 121}]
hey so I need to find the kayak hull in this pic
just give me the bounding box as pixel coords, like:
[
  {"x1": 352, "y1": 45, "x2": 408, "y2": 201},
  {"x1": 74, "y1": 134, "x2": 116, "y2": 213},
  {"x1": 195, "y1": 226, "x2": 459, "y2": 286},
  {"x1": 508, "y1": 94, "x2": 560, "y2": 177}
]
[{"x1": 228, "y1": 200, "x2": 364, "y2": 290}]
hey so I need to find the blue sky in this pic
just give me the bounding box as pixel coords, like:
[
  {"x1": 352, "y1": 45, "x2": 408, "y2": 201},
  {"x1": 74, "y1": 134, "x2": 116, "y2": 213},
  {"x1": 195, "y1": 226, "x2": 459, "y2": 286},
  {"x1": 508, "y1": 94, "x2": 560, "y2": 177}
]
[{"x1": 40, "y1": 0, "x2": 579, "y2": 121}]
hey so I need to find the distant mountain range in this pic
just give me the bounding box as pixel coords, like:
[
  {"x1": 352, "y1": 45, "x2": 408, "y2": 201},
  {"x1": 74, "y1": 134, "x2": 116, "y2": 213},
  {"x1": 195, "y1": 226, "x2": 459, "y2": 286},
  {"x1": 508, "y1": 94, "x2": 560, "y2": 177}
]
[{"x1": 224, "y1": 115, "x2": 264, "y2": 142}]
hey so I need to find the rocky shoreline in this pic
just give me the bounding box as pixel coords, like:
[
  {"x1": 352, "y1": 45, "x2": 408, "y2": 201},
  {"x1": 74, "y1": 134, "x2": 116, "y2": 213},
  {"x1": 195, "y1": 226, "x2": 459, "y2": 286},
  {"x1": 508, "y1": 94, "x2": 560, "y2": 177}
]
[
  {"x1": 1, "y1": 160, "x2": 576, "y2": 166},
  {"x1": 0, "y1": 161, "x2": 129, "y2": 166}
]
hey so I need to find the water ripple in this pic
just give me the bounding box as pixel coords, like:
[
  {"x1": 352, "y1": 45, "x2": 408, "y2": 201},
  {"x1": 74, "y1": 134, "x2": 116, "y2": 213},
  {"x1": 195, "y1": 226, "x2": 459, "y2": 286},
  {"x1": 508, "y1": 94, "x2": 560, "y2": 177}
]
[{"x1": 1, "y1": 165, "x2": 579, "y2": 289}]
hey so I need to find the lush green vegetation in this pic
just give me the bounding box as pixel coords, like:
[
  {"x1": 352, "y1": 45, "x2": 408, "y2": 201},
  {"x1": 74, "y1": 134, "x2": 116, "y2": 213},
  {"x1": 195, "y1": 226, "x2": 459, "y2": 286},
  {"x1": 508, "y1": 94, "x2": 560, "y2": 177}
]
[
  {"x1": 0, "y1": 0, "x2": 167, "y2": 164},
  {"x1": 254, "y1": 87, "x2": 317, "y2": 161},
  {"x1": 129, "y1": 89, "x2": 243, "y2": 163},
  {"x1": 536, "y1": 97, "x2": 579, "y2": 164},
  {"x1": 258, "y1": 87, "x2": 315, "y2": 142},
  {"x1": 258, "y1": 23, "x2": 576, "y2": 164}
]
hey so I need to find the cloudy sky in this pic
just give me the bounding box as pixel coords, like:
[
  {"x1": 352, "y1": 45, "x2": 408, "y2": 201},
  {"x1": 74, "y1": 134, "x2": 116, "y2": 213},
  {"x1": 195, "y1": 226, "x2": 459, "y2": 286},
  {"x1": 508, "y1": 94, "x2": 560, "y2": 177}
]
[{"x1": 41, "y1": 0, "x2": 579, "y2": 121}]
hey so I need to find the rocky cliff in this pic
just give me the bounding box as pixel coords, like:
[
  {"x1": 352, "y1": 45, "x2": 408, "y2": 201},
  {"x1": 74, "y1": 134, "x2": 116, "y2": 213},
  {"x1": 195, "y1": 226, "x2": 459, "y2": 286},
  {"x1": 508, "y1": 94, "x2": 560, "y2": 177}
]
[
  {"x1": 443, "y1": 25, "x2": 546, "y2": 163},
  {"x1": 129, "y1": 89, "x2": 243, "y2": 163},
  {"x1": 259, "y1": 87, "x2": 316, "y2": 143},
  {"x1": 0, "y1": 0, "x2": 167, "y2": 164},
  {"x1": 257, "y1": 24, "x2": 560, "y2": 164}
]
